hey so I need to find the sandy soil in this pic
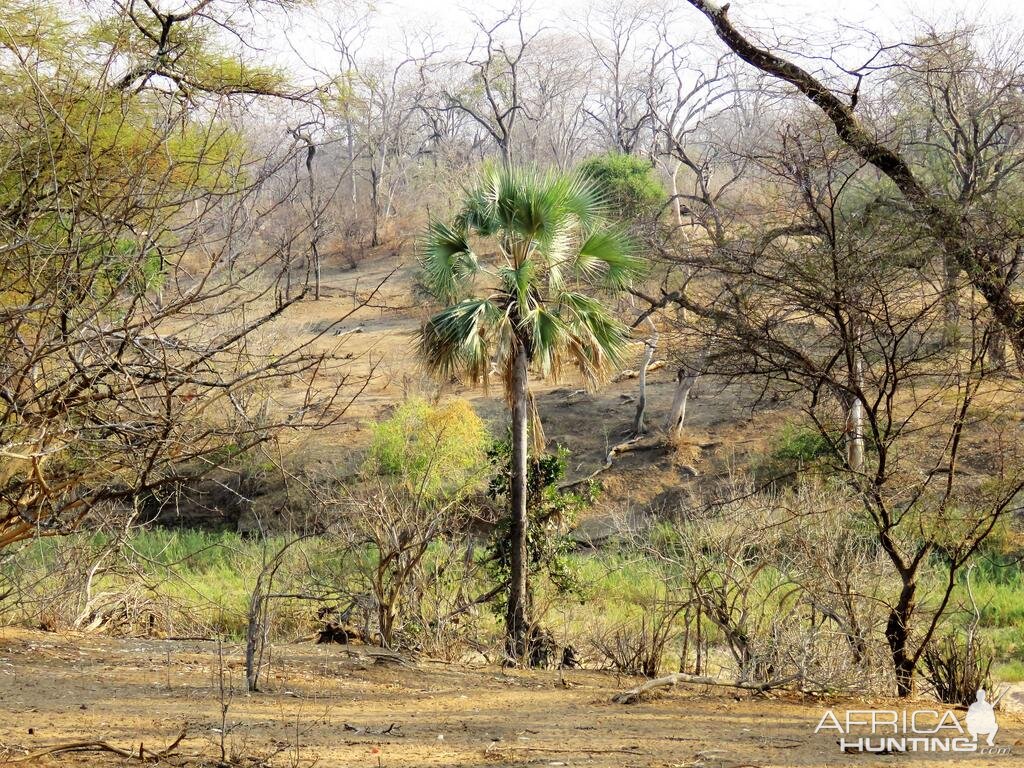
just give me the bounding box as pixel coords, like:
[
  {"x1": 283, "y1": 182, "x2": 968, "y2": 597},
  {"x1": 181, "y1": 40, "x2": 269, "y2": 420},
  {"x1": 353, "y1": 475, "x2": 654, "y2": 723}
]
[{"x1": 1, "y1": 628, "x2": 1020, "y2": 767}]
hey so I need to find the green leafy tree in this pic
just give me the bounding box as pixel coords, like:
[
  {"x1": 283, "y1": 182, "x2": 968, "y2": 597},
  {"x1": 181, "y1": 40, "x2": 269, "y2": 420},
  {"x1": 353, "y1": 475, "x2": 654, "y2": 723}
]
[
  {"x1": 417, "y1": 163, "x2": 644, "y2": 658},
  {"x1": 578, "y1": 153, "x2": 666, "y2": 221},
  {"x1": 365, "y1": 397, "x2": 488, "y2": 499}
]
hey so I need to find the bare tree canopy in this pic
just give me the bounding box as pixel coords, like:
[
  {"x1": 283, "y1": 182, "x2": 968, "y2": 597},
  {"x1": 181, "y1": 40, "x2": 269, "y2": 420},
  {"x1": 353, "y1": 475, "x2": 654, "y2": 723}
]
[{"x1": 682, "y1": 0, "x2": 1024, "y2": 370}]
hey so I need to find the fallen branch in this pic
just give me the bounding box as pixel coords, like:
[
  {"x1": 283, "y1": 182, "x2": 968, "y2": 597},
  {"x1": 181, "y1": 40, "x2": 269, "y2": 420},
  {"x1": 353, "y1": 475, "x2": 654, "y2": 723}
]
[
  {"x1": 343, "y1": 722, "x2": 401, "y2": 736},
  {"x1": 604, "y1": 436, "x2": 667, "y2": 465},
  {"x1": 614, "y1": 359, "x2": 666, "y2": 381},
  {"x1": 612, "y1": 673, "x2": 798, "y2": 704},
  {"x1": 485, "y1": 743, "x2": 642, "y2": 756},
  {"x1": 5, "y1": 741, "x2": 136, "y2": 763},
  {"x1": 6, "y1": 727, "x2": 188, "y2": 763}
]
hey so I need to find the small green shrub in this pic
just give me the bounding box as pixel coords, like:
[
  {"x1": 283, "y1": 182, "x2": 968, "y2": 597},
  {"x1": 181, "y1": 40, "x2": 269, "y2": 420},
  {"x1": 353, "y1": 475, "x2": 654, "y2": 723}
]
[
  {"x1": 578, "y1": 153, "x2": 666, "y2": 220},
  {"x1": 773, "y1": 424, "x2": 836, "y2": 464},
  {"x1": 365, "y1": 397, "x2": 488, "y2": 497}
]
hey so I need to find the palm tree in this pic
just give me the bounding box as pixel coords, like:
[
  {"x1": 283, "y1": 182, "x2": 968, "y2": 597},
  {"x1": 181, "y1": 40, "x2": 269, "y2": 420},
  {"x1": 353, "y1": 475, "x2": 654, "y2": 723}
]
[{"x1": 417, "y1": 164, "x2": 644, "y2": 659}]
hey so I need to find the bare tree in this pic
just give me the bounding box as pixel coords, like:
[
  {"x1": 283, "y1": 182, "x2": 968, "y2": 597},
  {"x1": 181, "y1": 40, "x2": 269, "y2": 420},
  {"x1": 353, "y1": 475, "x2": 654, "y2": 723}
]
[
  {"x1": 0, "y1": 1, "x2": 379, "y2": 552},
  {"x1": 319, "y1": 0, "x2": 377, "y2": 205},
  {"x1": 359, "y1": 49, "x2": 434, "y2": 246},
  {"x1": 289, "y1": 121, "x2": 325, "y2": 298},
  {"x1": 517, "y1": 35, "x2": 594, "y2": 168},
  {"x1": 682, "y1": 0, "x2": 1024, "y2": 372},
  {"x1": 580, "y1": 0, "x2": 665, "y2": 155},
  {"x1": 651, "y1": 110, "x2": 1024, "y2": 695},
  {"x1": 444, "y1": 4, "x2": 540, "y2": 167}
]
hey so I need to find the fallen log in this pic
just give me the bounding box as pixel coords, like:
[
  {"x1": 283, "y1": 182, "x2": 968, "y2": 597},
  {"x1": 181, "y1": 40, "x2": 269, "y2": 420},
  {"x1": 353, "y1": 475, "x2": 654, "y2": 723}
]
[
  {"x1": 612, "y1": 673, "x2": 798, "y2": 704},
  {"x1": 7, "y1": 726, "x2": 187, "y2": 763},
  {"x1": 614, "y1": 359, "x2": 666, "y2": 382}
]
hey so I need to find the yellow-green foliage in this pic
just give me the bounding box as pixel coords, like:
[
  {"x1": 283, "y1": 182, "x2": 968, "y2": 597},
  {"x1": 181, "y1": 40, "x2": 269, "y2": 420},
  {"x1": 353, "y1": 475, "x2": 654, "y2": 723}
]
[
  {"x1": 365, "y1": 398, "x2": 489, "y2": 497},
  {"x1": 1, "y1": 0, "x2": 259, "y2": 210},
  {"x1": 0, "y1": 1, "x2": 252, "y2": 318}
]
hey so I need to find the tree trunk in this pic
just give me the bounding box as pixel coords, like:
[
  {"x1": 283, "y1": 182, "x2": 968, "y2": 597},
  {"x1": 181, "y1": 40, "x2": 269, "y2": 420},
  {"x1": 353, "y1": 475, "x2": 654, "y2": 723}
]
[
  {"x1": 346, "y1": 119, "x2": 357, "y2": 204},
  {"x1": 667, "y1": 367, "x2": 699, "y2": 436},
  {"x1": 885, "y1": 581, "x2": 917, "y2": 697},
  {"x1": 632, "y1": 324, "x2": 657, "y2": 436},
  {"x1": 986, "y1": 320, "x2": 1008, "y2": 371},
  {"x1": 370, "y1": 165, "x2": 381, "y2": 247},
  {"x1": 499, "y1": 139, "x2": 513, "y2": 169},
  {"x1": 304, "y1": 143, "x2": 321, "y2": 300},
  {"x1": 942, "y1": 253, "x2": 960, "y2": 347},
  {"x1": 311, "y1": 237, "x2": 321, "y2": 301},
  {"x1": 846, "y1": 358, "x2": 864, "y2": 471},
  {"x1": 506, "y1": 341, "x2": 530, "y2": 661},
  {"x1": 244, "y1": 586, "x2": 265, "y2": 692}
]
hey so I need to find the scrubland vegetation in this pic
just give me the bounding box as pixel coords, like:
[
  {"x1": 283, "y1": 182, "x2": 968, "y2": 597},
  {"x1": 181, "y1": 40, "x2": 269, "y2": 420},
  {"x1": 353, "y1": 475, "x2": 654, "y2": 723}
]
[{"x1": 2, "y1": 0, "x2": 1024, "y2": 764}]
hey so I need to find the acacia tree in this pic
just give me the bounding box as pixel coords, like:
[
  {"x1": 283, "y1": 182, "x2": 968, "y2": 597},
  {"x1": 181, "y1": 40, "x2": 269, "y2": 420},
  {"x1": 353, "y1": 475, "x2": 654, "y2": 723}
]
[
  {"x1": 417, "y1": 164, "x2": 642, "y2": 658},
  {"x1": 658, "y1": 107, "x2": 1024, "y2": 695},
  {"x1": 0, "y1": 1, "x2": 371, "y2": 552},
  {"x1": 682, "y1": 0, "x2": 1024, "y2": 372}
]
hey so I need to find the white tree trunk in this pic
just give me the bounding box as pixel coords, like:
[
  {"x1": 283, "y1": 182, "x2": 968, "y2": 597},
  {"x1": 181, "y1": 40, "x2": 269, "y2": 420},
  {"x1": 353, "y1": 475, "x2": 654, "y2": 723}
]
[
  {"x1": 632, "y1": 319, "x2": 658, "y2": 436},
  {"x1": 847, "y1": 358, "x2": 864, "y2": 472},
  {"x1": 667, "y1": 367, "x2": 699, "y2": 436}
]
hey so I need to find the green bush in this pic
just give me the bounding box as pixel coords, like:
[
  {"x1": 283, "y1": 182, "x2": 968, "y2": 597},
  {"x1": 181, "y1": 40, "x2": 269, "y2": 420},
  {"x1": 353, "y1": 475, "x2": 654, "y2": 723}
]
[
  {"x1": 365, "y1": 397, "x2": 488, "y2": 497},
  {"x1": 578, "y1": 153, "x2": 666, "y2": 221},
  {"x1": 772, "y1": 424, "x2": 836, "y2": 464}
]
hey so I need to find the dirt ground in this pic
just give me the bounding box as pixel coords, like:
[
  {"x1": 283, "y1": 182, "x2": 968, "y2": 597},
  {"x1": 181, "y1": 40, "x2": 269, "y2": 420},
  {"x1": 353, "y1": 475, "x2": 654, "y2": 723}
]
[
  {"x1": 190, "y1": 250, "x2": 796, "y2": 535},
  {"x1": 1, "y1": 628, "x2": 1021, "y2": 767}
]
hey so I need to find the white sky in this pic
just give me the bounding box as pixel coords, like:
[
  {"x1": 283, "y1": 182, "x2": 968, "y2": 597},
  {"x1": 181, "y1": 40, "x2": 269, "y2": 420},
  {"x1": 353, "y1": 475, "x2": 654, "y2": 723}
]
[
  {"x1": 271, "y1": 0, "x2": 1024, "y2": 82},
  {"x1": 366, "y1": 0, "x2": 1021, "y2": 37}
]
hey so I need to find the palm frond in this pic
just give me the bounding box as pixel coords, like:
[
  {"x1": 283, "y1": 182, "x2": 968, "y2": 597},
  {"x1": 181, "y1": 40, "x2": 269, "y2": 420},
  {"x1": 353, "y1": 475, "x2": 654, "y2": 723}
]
[
  {"x1": 484, "y1": 166, "x2": 572, "y2": 252},
  {"x1": 524, "y1": 305, "x2": 567, "y2": 378},
  {"x1": 556, "y1": 291, "x2": 633, "y2": 381},
  {"x1": 419, "y1": 219, "x2": 479, "y2": 304},
  {"x1": 457, "y1": 171, "x2": 502, "y2": 237},
  {"x1": 552, "y1": 169, "x2": 607, "y2": 233},
  {"x1": 576, "y1": 226, "x2": 644, "y2": 289},
  {"x1": 419, "y1": 298, "x2": 505, "y2": 384}
]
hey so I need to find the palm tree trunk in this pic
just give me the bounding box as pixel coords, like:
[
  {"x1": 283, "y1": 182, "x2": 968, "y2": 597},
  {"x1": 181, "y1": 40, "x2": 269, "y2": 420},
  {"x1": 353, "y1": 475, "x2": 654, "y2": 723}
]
[{"x1": 506, "y1": 341, "x2": 530, "y2": 660}]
